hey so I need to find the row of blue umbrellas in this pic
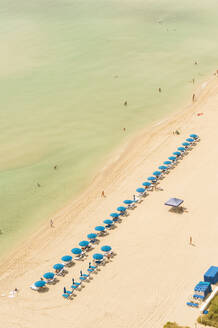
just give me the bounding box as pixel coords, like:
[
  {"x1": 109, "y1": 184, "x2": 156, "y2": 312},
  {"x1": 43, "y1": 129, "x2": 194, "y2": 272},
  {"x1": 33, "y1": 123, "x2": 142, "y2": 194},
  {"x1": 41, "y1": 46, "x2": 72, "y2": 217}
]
[{"x1": 36, "y1": 134, "x2": 199, "y2": 289}]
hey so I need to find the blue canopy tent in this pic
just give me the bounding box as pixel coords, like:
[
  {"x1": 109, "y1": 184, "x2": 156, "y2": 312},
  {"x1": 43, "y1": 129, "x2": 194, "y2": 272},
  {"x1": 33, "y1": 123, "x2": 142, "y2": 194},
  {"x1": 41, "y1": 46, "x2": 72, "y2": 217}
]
[
  {"x1": 204, "y1": 266, "x2": 218, "y2": 284},
  {"x1": 43, "y1": 272, "x2": 55, "y2": 280},
  {"x1": 165, "y1": 198, "x2": 184, "y2": 207}
]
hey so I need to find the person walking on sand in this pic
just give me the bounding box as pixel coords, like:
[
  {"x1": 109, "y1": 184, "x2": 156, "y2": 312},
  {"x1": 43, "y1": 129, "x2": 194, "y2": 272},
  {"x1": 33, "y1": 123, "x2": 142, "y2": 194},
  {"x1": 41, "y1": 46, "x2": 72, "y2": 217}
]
[
  {"x1": 124, "y1": 101, "x2": 127, "y2": 106},
  {"x1": 158, "y1": 87, "x2": 162, "y2": 93},
  {"x1": 50, "y1": 219, "x2": 54, "y2": 228},
  {"x1": 189, "y1": 236, "x2": 192, "y2": 245},
  {"x1": 101, "y1": 190, "x2": 105, "y2": 198},
  {"x1": 192, "y1": 93, "x2": 196, "y2": 102}
]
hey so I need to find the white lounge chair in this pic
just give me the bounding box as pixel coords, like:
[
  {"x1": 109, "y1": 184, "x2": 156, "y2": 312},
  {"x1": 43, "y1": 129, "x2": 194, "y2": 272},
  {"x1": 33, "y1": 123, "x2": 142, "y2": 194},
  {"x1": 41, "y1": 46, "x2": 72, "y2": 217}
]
[{"x1": 30, "y1": 284, "x2": 39, "y2": 291}]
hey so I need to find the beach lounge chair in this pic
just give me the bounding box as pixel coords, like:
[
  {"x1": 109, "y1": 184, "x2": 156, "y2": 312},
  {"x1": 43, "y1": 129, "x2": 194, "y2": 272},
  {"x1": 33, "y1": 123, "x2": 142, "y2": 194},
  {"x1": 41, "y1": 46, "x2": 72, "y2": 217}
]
[
  {"x1": 56, "y1": 268, "x2": 65, "y2": 276},
  {"x1": 46, "y1": 277, "x2": 56, "y2": 284},
  {"x1": 30, "y1": 284, "x2": 39, "y2": 291},
  {"x1": 62, "y1": 292, "x2": 72, "y2": 299},
  {"x1": 186, "y1": 301, "x2": 199, "y2": 308}
]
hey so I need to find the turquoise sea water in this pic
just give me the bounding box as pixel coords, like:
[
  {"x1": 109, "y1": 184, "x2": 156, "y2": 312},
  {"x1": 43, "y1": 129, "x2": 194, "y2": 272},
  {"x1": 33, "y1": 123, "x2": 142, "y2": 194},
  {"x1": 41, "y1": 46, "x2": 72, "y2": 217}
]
[{"x1": 0, "y1": 0, "x2": 218, "y2": 254}]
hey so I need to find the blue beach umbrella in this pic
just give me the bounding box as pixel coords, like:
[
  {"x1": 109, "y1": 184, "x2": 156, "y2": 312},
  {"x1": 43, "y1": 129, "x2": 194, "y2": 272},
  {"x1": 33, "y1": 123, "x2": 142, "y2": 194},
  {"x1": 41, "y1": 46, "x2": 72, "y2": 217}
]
[
  {"x1": 182, "y1": 142, "x2": 190, "y2": 147},
  {"x1": 101, "y1": 245, "x2": 112, "y2": 252},
  {"x1": 147, "y1": 176, "x2": 156, "y2": 181},
  {"x1": 136, "y1": 187, "x2": 145, "y2": 193},
  {"x1": 190, "y1": 134, "x2": 198, "y2": 139},
  {"x1": 87, "y1": 233, "x2": 97, "y2": 240},
  {"x1": 93, "y1": 253, "x2": 104, "y2": 260},
  {"x1": 177, "y1": 147, "x2": 185, "y2": 152},
  {"x1": 117, "y1": 206, "x2": 126, "y2": 212},
  {"x1": 142, "y1": 182, "x2": 151, "y2": 187},
  {"x1": 79, "y1": 241, "x2": 89, "y2": 247},
  {"x1": 43, "y1": 272, "x2": 55, "y2": 280},
  {"x1": 35, "y1": 280, "x2": 46, "y2": 288},
  {"x1": 110, "y1": 213, "x2": 119, "y2": 218},
  {"x1": 123, "y1": 200, "x2": 133, "y2": 205},
  {"x1": 159, "y1": 165, "x2": 167, "y2": 171},
  {"x1": 61, "y1": 255, "x2": 72, "y2": 262},
  {"x1": 53, "y1": 263, "x2": 64, "y2": 271},
  {"x1": 186, "y1": 138, "x2": 194, "y2": 143},
  {"x1": 71, "y1": 248, "x2": 82, "y2": 255},
  {"x1": 153, "y1": 170, "x2": 161, "y2": 176},
  {"x1": 173, "y1": 151, "x2": 181, "y2": 156},
  {"x1": 164, "y1": 160, "x2": 172, "y2": 165},
  {"x1": 168, "y1": 156, "x2": 176, "y2": 161},
  {"x1": 95, "y1": 226, "x2": 105, "y2": 232},
  {"x1": 103, "y1": 219, "x2": 113, "y2": 225}
]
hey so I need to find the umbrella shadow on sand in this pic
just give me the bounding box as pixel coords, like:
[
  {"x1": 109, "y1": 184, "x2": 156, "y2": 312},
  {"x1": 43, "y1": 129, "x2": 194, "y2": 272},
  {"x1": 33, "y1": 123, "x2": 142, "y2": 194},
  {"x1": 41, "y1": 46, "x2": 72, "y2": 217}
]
[{"x1": 169, "y1": 206, "x2": 188, "y2": 214}]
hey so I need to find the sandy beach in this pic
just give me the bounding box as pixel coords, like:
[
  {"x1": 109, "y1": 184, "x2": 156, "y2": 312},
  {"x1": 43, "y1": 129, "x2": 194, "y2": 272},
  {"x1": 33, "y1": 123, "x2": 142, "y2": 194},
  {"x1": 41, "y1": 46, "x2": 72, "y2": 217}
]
[{"x1": 0, "y1": 73, "x2": 218, "y2": 328}]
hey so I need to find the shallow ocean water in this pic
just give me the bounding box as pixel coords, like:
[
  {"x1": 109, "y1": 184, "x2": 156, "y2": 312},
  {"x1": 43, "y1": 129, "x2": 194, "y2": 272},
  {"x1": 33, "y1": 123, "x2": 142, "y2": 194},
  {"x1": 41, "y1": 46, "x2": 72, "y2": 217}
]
[{"x1": 0, "y1": 0, "x2": 217, "y2": 254}]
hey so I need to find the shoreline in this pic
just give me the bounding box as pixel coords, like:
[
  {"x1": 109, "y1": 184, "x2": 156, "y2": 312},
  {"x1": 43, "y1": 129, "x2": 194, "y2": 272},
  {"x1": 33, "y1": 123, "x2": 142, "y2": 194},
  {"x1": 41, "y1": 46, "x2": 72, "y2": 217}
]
[
  {"x1": 0, "y1": 72, "x2": 216, "y2": 277},
  {"x1": 0, "y1": 71, "x2": 218, "y2": 328}
]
